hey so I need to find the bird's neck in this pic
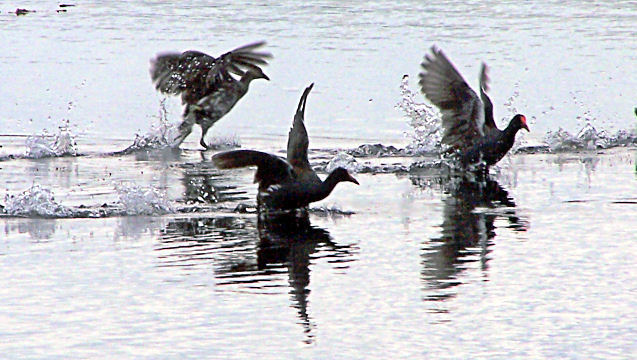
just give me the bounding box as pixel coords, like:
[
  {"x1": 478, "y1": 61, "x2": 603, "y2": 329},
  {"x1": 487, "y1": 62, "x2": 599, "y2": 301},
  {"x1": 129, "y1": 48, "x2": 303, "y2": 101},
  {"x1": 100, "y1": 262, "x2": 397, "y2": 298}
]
[
  {"x1": 238, "y1": 74, "x2": 256, "y2": 93},
  {"x1": 503, "y1": 121, "x2": 522, "y2": 139},
  {"x1": 310, "y1": 172, "x2": 342, "y2": 202}
]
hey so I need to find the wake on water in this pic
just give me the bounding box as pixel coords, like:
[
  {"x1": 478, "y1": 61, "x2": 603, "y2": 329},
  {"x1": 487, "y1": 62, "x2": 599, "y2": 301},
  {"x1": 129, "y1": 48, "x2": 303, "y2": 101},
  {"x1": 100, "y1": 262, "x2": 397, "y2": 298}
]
[
  {"x1": 1, "y1": 79, "x2": 635, "y2": 218},
  {"x1": 120, "y1": 99, "x2": 241, "y2": 154},
  {"x1": 1, "y1": 183, "x2": 174, "y2": 218}
]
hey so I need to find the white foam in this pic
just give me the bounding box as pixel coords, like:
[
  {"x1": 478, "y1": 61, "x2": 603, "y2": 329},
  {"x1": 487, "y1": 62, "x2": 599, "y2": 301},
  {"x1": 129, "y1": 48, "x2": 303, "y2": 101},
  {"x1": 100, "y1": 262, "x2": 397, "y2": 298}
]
[
  {"x1": 326, "y1": 152, "x2": 362, "y2": 173},
  {"x1": 25, "y1": 119, "x2": 78, "y2": 158},
  {"x1": 115, "y1": 182, "x2": 174, "y2": 215},
  {"x1": 3, "y1": 185, "x2": 73, "y2": 217},
  {"x1": 544, "y1": 123, "x2": 637, "y2": 151}
]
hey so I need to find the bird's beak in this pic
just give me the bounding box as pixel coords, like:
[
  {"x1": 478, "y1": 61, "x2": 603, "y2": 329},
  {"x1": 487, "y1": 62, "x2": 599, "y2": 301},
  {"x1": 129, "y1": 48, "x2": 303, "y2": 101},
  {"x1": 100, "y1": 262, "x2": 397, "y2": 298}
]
[
  {"x1": 522, "y1": 124, "x2": 530, "y2": 132},
  {"x1": 262, "y1": 73, "x2": 270, "y2": 81},
  {"x1": 348, "y1": 174, "x2": 359, "y2": 185}
]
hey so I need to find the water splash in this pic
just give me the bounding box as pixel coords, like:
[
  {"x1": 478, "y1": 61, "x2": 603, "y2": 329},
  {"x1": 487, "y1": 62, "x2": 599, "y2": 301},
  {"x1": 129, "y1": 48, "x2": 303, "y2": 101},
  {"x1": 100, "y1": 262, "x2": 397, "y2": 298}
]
[
  {"x1": 395, "y1": 75, "x2": 442, "y2": 154},
  {"x1": 126, "y1": 99, "x2": 183, "y2": 151},
  {"x1": 326, "y1": 152, "x2": 362, "y2": 173},
  {"x1": 3, "y1": 185, "x2": 73, "y2": 217},
  {"x1": 310, "y1": 204, "x2": 355, "y2": 217},
  {"x1": 25, "y1": 119, "x2": 78, "y2": 158},
  {"x1": 544, "y1": 123, "x2": 637, "y2": 151},
  {"x1": 347, "y1": 144, "x2": 413, "y2": 157},
  {"x1": 203, "y1": 134, "x2": 241, "y2": 150},
  {"x1": 115, "y1": 182, "x2": 174, "y2": 215},
  {"x1": 121, "y1": 99, "x2": 242, "y2": 152}
]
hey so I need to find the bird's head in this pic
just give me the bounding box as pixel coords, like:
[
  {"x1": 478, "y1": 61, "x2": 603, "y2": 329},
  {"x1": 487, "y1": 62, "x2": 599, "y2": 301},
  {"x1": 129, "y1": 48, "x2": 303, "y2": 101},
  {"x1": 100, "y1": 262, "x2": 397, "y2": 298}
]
[
  {"x1": 244, "y1": 67, "x2": 270, "y2": 81},
  {"x1": 330, "y1": 167, "x2": 359, "y2": 185},
  {"x1": 513, "y1": 114, "x2": 529, "y2": 132}
]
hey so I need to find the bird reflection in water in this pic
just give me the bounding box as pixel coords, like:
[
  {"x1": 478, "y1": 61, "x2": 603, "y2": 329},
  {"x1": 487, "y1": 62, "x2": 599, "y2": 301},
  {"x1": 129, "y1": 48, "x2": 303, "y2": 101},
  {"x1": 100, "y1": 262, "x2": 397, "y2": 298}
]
[
  {"x1": 156, "y1": 211, "x2": 354, "y2": 344},
  {"x1": 413, "y1": 174, "x2": 528, "y2": 303},
  {"x1": 256, "y1": 211, "x2": 353, "y2": 343}
]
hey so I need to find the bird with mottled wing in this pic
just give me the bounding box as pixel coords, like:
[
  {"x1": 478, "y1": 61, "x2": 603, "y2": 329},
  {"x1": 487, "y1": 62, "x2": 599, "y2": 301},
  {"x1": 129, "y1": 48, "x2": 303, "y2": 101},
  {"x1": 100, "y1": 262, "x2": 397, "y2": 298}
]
[{"x1": 149, "y1": 41, "x2": 271, "y2": 148}]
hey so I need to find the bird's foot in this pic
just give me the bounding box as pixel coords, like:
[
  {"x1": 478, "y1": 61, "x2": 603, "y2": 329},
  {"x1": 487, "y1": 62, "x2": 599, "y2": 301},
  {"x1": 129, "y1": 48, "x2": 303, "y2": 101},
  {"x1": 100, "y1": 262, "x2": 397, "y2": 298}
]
[{"x1": 200, "y1": 138, "x2": 210, "y2": 150}]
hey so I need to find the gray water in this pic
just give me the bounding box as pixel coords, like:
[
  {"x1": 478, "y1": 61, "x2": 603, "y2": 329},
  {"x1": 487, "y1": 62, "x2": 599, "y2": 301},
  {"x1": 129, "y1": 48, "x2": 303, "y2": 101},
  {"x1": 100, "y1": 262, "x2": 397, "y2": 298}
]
[{"x1": 1, "y1": 1, "x2": 636, "y2": 359}]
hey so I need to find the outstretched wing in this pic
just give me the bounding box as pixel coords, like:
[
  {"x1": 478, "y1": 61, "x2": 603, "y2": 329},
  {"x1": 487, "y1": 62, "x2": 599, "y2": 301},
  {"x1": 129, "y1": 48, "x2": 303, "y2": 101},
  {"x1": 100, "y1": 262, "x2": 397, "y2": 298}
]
[
  {"x1": 287, "y1": 83, "x2": 314, "y2": 169},
  {"x1": 419, "y1": 46, "x2": 484, "y2": 151},
  {"x1": 212, "y1": 150, "x2": 293, "y2": 189},
  {"x1": 479, "y1": 63, "x2": 498, "y2": 133},
  {"x1": 150, "y1": 41, "x2": 271, "y2": 104}
]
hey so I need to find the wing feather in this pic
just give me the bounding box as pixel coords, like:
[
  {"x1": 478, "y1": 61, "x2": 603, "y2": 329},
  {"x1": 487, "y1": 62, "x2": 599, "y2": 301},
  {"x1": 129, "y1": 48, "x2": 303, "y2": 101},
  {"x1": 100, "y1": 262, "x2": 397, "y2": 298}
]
[
  {"x1": 287, "y1": 84, "x2": 314, "y2": 169},
  {"x1": 212, "y1": 150, "x2": 293, "y2": 188},
  {"x1": 419, "y1": 46, "x2": 484, "y2": 150},
  {"x1": 150, "y1": 42, "x2": 271, "y2": 104},
  {"x1": 479, "y1": 63, "x2": 498, "y2": 133}
]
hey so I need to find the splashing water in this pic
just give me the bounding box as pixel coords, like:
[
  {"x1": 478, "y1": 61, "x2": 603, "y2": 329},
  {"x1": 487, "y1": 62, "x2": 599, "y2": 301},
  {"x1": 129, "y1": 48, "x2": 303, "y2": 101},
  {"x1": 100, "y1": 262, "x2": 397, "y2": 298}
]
[
  {"x1": 326, "y1": 152, "x2": 362, "y2": 173},
  {"x1": 544, "y1": 123, "x2": 637, "y2": 151},
  {"x1": 124, "y1": 99, "x2": 241, "y2": 152},
  {"x1": 3, "y1": 185, "x2": 73, "y2": 217},
  {"x1": 395, "y1": 75, "x2": 442, "y2": 154},
  {"x1": 310, "y1": 204, "x2": 355, "y2": 217},
  {"x1": 25, "y1": 119, "x2": 78, "y2": 158},
  {"x1": 204, "y1": 134, "x2": 241, "y2": 150},
  {"x1": 127, "y1": 99, "x2": 183, "y2": 150},
  {"x1": 115, "y1": 182, "x2": 174, "y2": 215}
]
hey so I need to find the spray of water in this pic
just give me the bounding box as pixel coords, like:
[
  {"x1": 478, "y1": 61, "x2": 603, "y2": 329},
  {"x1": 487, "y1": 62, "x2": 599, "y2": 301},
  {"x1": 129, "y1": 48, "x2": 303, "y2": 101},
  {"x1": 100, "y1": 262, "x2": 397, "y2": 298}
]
[
  {"x1": 544, "y1": 123, "x2": 637, "y2": 151},
  {"x1": 395, "y1": 75, "x2": 442, "y2": 154},
  {"x1": 3, "y1": 185, "x2": 74, "y2": 217},
  {"x1": 126, "y1": 99, "x2": 241, "y2": 151},
  {"x1": 115, "y1": 182, "x2": 174, "y2": 215},
  {"x1": 128, "y1": 99, "x2": 183, "y2": 150},
  {"x1": 25, "y1": 119, "x2": 78, "y2": 158}
]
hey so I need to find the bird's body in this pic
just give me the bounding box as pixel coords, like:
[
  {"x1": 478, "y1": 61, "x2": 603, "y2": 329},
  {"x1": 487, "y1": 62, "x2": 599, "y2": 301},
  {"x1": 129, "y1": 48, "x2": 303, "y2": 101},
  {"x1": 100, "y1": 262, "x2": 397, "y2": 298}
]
[
  {"x1": 212, "y1": 84, "x2": 359, "y2": 212},
  {"x1": 419, "y1": 46, "x2": 528, "y2": 171},
  {"x1": 150, "y1": 42, "x2": 271, "y2": 148}
]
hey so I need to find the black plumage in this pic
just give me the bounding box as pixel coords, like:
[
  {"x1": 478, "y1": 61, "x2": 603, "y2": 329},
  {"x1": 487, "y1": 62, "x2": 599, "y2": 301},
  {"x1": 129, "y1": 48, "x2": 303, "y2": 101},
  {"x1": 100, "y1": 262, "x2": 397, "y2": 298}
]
[
  {"x1": 212, "y1": 84, "x2": 359, "y2": 211},
  {"x1": 419, "y1": 46, "x2": 529, "y2": 170},
  {"x1": 150, "y1": 41, "x2": 271, "y2": 148}
]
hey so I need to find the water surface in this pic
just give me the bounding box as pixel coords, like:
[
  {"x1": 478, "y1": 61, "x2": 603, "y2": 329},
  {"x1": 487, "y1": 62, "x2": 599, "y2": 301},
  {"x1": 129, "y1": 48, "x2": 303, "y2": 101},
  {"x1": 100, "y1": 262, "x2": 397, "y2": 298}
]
[{"x1": 1, "y1": 1, "x2": 636, "y2": 359}]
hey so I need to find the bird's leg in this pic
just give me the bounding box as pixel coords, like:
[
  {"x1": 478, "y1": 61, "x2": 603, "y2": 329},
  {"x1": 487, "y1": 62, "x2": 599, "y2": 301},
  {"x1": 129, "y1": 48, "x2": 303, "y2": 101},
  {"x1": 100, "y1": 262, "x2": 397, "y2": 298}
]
[
  {"x1": 189, "y1": 106, "x2": 213, "y2": 149},
  {"x1": 172, "y1": 106, "x2": 197, "y2": 147},
  {"x1": 199, "y1": 122, "x2": 211, "y2": 149}
]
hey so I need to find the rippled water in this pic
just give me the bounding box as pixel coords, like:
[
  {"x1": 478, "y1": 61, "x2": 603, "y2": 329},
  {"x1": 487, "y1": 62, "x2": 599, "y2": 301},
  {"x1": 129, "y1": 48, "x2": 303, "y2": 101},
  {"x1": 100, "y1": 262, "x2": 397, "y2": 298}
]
[{"x1": 1, "y1": 1, "x2": 636, "y2": 359}]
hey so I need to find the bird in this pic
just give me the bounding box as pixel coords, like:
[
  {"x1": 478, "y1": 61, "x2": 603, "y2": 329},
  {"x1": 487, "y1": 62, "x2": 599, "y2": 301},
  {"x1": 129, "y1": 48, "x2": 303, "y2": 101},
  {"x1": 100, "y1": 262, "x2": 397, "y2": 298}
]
[
  {"x1": 419, "y1": 46, "x2": 529, "y2": 171},
  {"x1": 212, "y1": 84, "x2": 359, "y2": 212},
  {"x1": 150, "y1": 41, "x2": 271, "y2": 149}
]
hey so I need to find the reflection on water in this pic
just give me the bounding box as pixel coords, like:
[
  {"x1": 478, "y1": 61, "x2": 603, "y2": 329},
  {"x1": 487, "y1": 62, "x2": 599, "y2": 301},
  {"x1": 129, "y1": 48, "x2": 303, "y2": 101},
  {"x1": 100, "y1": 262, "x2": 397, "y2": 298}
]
[
  {"x1": 155, "y1": 211, "x2": 356, "y2": 343},
  {"x1": 255, "y1": 212, "x2": 355, "y2": 343},
  {"x1": 413, "y1": 175, "x2": 528, "y2": 304},
  {"x1": 2, "y1": 218, "x2": 57, "y2": 241},
  {"x1": 180, "y1": 160, "x2": 251, "y2": 206}
]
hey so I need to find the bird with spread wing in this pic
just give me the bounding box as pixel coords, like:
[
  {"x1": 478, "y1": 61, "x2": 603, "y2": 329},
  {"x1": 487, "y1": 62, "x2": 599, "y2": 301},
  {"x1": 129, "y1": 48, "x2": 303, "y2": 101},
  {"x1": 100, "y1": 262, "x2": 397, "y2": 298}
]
[
  {"x1": 419, "y1": 46, "x2": 529, "y2": 171},
  {"x1": 150, "y1": 41, "x2": 271, "y2": 149},
  {"x1": 212, "y1": 84, "x2": 359, "y2": 212}
]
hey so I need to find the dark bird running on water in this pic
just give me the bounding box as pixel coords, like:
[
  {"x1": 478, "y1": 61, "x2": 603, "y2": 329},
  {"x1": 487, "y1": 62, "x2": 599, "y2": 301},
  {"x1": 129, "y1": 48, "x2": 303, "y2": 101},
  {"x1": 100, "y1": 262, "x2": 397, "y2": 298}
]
[
  {"x1": 212, "y1": 84, "x2": 359, "y2": 212},
  {"x1": 150, "y1": 41, "x2": 271, "y2": 149},
  {"x1": 419, "y1": 46, "x2": 529, "y2": 171}
]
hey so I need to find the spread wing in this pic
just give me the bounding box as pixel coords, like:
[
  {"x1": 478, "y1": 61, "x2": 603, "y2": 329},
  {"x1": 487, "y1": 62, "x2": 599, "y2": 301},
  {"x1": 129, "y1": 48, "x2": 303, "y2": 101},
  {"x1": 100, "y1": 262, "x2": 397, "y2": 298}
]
[
  {"x1": 287, "y1": 84, "x2": 314, "y2": 169},
  {"x1": 479, "y1": 63, "x2": 498, "y2": 133},
  {"x1": 212, "y1": 150, "x2": 293, "y2": 189},
  {"x1": 150, "y1": 41, "x2": 271, "y2": 104},
  {"x1": 419, "y1": 46, "x2": 484, "y2": 151}
]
